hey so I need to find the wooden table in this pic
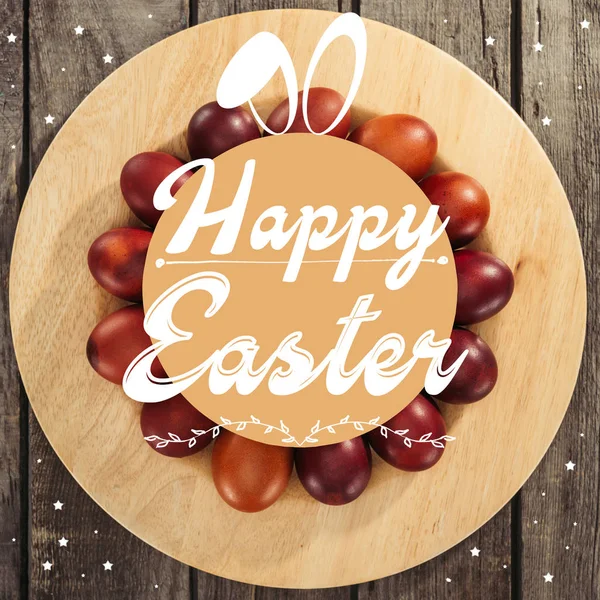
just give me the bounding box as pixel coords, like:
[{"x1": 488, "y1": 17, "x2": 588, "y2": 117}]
[{"x1": 0, "y1": 1, "x2": 597, "y2": 598}]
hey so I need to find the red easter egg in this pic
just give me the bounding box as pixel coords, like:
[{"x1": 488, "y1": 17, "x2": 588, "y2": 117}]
[
  {"x1": 212, "y1": 430, "x2": 293, "y2": 512},
  {"x1": 86, "y1": 305, "x2": 165, "y2": 385},
  {"x1": 349, "y1": 114, "x2": 438, "y2": 180},
  {"x1": 88, "y1": 227, "x2": 152, "y2": 302},
  {"x1": 120, "y1": 152, "x2": 192, "y2": 228},
  {"x1": 265, "y1": 87, "x2": 351, "y2": 138},
  {"x1": 419, "y1": 171, "x2": 490, "y2": 248}
]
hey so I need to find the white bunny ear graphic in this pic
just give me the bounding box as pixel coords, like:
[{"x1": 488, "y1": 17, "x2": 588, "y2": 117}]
[
  {"x1": 216, "y1": 31, "x2": 298, "y2": 135},
  {"x1": 216, "y1": 13, "x2": 367, "y2": 136}
]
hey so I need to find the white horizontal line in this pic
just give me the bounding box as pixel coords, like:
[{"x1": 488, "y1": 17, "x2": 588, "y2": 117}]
[{"x1": 164, "y1": 258, "x2": 405, "y2": 265}]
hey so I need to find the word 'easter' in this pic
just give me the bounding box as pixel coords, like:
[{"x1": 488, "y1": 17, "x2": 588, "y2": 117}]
[
  {"x1": 154, "y1": 159, "x2": 449, "y2": 290},
  {"x1": 123, "y1": 272, "x2": 467, "y2": 403}
]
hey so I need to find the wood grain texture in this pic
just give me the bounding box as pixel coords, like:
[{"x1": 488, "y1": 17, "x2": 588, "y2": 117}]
[
  {"x1": 255, "y1": 587, "x2": 353, "y2": 599},
  {"x1": 357, "y1": 0, "x2": 513, "y2": 597},
  {"x1": 195, "y1": 570, "x2": 255, "y2": 600},
  {"x1": 0, "y1": 2, "x2": 25, "y2": 599},
  {"x1": 27, "y1": 1, "x2": 192, "y2": 598},
  {"x1": 196, "y1": 0, "x2": 351, "y2": 23},
  {"x1": 195, "y1": 574, "x2": 353, "y2": 600},
  {"x1": 357, "y1": 516, "x2": 512, "y2": 600},
  {"x1": 518, "y1": 1, "x2": 600, "y2": 598},
  {"x1": 10, "y1": 9, "x2": 585, "y2": 589}
]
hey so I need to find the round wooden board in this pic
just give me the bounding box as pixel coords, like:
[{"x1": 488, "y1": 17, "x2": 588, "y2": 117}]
[{"x1": 10, "y1": 9, "x2": 586, "y2": 589}]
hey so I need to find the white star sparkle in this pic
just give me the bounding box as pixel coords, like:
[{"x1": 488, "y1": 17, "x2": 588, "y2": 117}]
[
  {"x1": 53, "y1": 500, "x2": 63, "y2": 510},
  {"x1": 543, "y1": 572, "x2": 554, "y2": 583},
  {"x1": 565, "y1": 461, "x2": 576, "y2": 471},
  {"x1": 103, "y1": 561, "x2": 113, "y2": 571},
  {"x1": 485, "y1": 36, "x2": 496, "y2": 46},
  {"x1": 7, "y1": 33, "x2": 17, "y2": 43},
  {"x1": 470, "y1": 547, "x2": 481, "y2": 557},
  {"x1": 42, "y1": 560, "x2": 53, "y2": 571},
  {"x1": 533, "y1": 42, "x2": 544, "y2": 52},
  {"x1": 103, "y1": 53, "x2": 113, "y2": 64},
  {"x1": 44, "y1": 115, "x2": 55, "y2": 125},
  {"x1": 580, "y1": 19, "x2": 590, "y2": 29},
  {"x1": 58, "y1": 537, "x2": 68, "y2": 547},
  {"x1": 542, "y1": 116, "x2": 552, "y2": 126},
  {"x1": 74, "y1": 25, "x2": 84, "y2": 35}
]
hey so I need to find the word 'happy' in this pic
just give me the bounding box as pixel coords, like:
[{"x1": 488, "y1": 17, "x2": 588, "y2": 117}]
[{"x1": 154, "y1": 158, "x2": 449, "y2": 290}]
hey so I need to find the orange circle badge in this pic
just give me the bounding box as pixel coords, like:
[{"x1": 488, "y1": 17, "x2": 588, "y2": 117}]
[{"x1": 132, "y1": 134, "x2": 456, "y2": 446}]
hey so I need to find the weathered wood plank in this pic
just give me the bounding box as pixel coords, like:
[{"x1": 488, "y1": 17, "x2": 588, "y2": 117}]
[
  {"x1": 27, "y1": 1, "x2": 191, "y2": 598},
  {"x1": 197, "y1": 0, "x2": 352, "y2": 22},
  {"x1": 518, "y1": 1, "x2": 599, "y2": 598},
  {"x1": 255, "y1": 588, "x2": 353, "y2": 600},
  {"x1": 195, "y1": 571, "x2": 254, "y2": 600},
  {"x1": 357, "y1": 1, "x2": 513, "y2": 598},
  {"x1": 357, "y1": 517, "x2": 512, "y2": 599},
  {"x1": 195, "y1": 572, "x2": 353, "y2": 600},
  {"x1": 0, "y1": 1, "x2": 25, "y2": 599}
]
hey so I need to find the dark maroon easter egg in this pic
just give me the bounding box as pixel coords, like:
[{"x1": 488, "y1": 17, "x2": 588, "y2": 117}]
[
  {"x1": 434, "y1": 328, "x2": 498, "y2": 404},
  {"x1": 295, "y1": 437, "x2": 371, "y2": 506},
  {"x1": 367, "y1": 394, "x2": 447, "y2": 472},
  {"x1": 141, "y1": 394, "x2": 216, "y2": 458},
  {"x1": 186, "y1": 101, "x2": 260, "y2": 160},
  {"x1": 455, "y1": 249, "x2": 514, "y2": 325}
]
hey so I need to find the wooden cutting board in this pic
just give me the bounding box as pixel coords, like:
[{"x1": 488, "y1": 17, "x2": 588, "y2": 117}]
[{"x1": 9, "y1": 9, "x2": 586, "y2": 588}]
